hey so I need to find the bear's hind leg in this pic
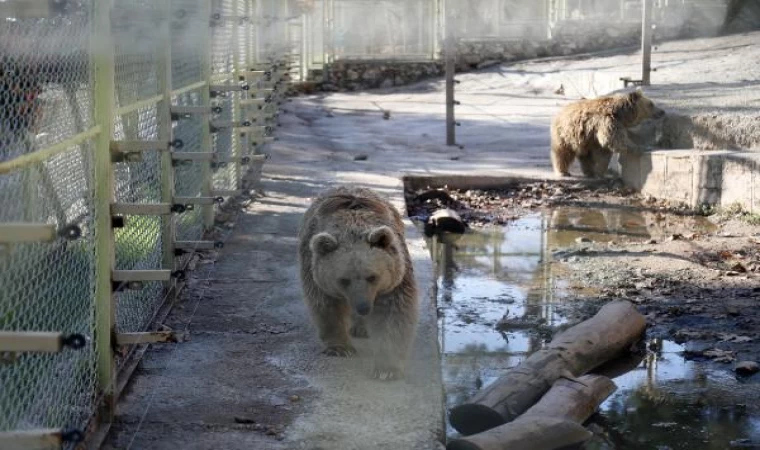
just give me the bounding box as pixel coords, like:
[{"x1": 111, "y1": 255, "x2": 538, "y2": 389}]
[
  {"x1": 312, "y1": 300, "x2": 356, "y2": 357},
  {"x1": 551, "y1": 144, "x2": 575, "y2": 177}
]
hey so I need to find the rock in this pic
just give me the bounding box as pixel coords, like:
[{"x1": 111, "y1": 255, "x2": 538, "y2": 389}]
[
  {"x1": 576, "y1": 237, "x2": 592, "y2": 244},
  {"x1": 346, "y1": 69, "x2": 360, "y2": 81},
  {"x1": 353, "y1": 154, "x2": 368, "y2": 161},
  {"x1": 289, "y1": 395, "x2": 300, "y2": 402},
  {"x1": 735, "y1": 361, "x2": 760, "y2": 376},
  {"x1": 234, "y1": 416, "x2": 256, "y2": 424}
]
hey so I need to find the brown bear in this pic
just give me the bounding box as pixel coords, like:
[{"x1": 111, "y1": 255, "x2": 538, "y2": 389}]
[
  {"x1": 297, "y1": 186, "x2": 419, "y2": 380},
  {"x1": 550, "y1": 89, "x2": 665, "y2": 178}
]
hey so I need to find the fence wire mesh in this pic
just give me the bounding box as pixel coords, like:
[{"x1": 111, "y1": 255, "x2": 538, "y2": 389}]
[
  {"x1": 0, "y1": 143, "x2": 98, "y2": 439},
  {"x1": 0, "y1": 3, "x2": 92, "y2": 162},
  {"x1": 1, "y1": 0, "x2": 290, "y2": 443},
  {"x1": 332, "y1": 0, "x2": 438, "y2": 61}
]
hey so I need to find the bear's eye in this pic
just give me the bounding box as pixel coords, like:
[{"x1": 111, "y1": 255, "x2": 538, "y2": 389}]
[
  {"x1": 366, "y1": 275, "x2": 377, "y2": 284},
  {"x1": 339, "y1": 278, "x2": 351, "y2": 287}
]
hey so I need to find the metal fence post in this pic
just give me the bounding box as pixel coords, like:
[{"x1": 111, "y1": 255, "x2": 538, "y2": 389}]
[
  {"x1": 158, "y1": 0, "x2": 177, "y2": 285},
  {"x1": 641, "y1": 0, "x2": 653, "y2": 86},
  {"x1": 92, "y1": 0, "x2": 117, "y2": 420},
  {"x1": 231, "y1": 0, "x2": 242, "y2": 189},
  {"x1": 200, "y1": 0, "x2": 215, "y2": 231},
  {"x1": 444, "y1": 0, "x2": 456, "y2": 146}
]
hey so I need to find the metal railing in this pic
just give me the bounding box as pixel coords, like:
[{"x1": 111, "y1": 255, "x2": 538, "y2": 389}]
[{"x1": 0, "y1": 1, "x2": 295, "y2": 448}]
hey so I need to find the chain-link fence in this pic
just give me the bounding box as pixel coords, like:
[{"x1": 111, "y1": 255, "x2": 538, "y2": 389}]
[{"x1": 0, "y1": 0, "x2": 293, "y2": 447}]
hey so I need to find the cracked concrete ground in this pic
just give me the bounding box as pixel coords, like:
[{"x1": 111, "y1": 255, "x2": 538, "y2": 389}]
[{"x1": 104, "y1": 31, "x2": 758, "y2": 450}]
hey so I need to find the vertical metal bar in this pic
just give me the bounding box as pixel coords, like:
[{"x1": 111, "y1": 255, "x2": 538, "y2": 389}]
[
  {"x1": 92, "y1": 0, "x2": 117, "y2": 421},
  {"x1": 231, "y1": 0, "x2": 242, "y2": 189},
  {"x1": 158, "y1": 0, "x2": 176, "y2": 286},
  {"x1": 641, "y1": 0, "x2": 653, "y2": 86},
  {"x1": 201, "y1": 0, "x2": 215, "y2": 231},
  {"x1": 444, "y1": 0, "x2": 456, "y2": 146}
]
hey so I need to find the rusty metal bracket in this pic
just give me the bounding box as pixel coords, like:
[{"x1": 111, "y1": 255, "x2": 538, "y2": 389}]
[{"x1": 115, "y1": 329, "x2": 185, "y2": 346}]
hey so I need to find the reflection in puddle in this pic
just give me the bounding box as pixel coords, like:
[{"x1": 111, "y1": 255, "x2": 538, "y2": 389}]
[{"x1": 426, "y1": 206, "x2": 758, "y2": 448}]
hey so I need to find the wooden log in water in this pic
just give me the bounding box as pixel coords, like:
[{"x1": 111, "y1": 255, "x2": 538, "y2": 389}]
[
  {"x1": 449, "y1": 301, "x2": 645, "y2": 436},
  {"x1": 447, "y1": 375, "x2": 616, "y2": 450},
  {"x1": 424, "y1": 208, "x2": 467, "y2": 243}
]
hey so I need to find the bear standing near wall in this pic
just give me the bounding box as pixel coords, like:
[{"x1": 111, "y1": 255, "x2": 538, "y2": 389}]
[
  {"x1": 550, "y1": 89, "x2": 665, "y2": 178},
  {"x1": 298, "y1": 186, "x2": 419, "y2": 380}
]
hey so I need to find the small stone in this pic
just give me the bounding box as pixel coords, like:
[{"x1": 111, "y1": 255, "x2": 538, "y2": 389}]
[
  {"x1": 450, "y1": 156, "x2": 460, "y2": 161},
  {"x1": 646, "y1": 239, "x2": 657, "y2": 244},
  {"x1": 576, "y1": 237, "x2": 592, "y2": 244},
  {"x1": 276, "y1": 433, "x2": 285, "y2": 441},
  {"x1": 289, "y1": 395, "x2": 300, "y2": 403},
  {"x1": 735, "y1": 361, "x2": 760, "y2": 376},
  {"x1": 668, "y1": 233, "x2": 683, "y2": 241},
  {"x1": 234, "y1": 416, "x2": 256, "y2": 424},
  {"x1": 353, "y1": 154, "x2": 368, "y2": 161}
]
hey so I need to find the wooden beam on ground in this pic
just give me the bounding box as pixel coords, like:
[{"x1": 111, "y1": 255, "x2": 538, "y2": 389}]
[
  {"x1": 447, "y1": 375, "x2": 616, "y2": 450},
  {"x1": 449, "y1": 300, "x2": 646, "y2": 436}
]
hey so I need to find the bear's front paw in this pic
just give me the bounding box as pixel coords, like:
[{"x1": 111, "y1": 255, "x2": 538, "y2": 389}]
[
  {"x1": 372, "y1": 365, "x2": 403, "y2": 381},
  {"x1": 349, "y1": 323, "x2": 369, "y2": 339},
  {"x1": 323, "y1": 345, "x2": 356, "y2": 357}
]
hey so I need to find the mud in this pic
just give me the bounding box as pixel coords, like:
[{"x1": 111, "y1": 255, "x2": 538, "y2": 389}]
[{"x1": 407, "y1": 179, "x2": 760, "y2": 449}]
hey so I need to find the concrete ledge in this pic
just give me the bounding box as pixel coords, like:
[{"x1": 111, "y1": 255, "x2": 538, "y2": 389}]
[
  {"x1": 402, "y1": 173, "x2": 608, "y2": 194},
  {"x1": 617, "y1": 148, "x2": 760, "y2": 212}
]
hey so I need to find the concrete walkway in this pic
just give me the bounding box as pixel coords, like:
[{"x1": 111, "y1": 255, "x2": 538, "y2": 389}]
[{"x1": 104, "y1": 99, "x2": 461, "y2": 450}]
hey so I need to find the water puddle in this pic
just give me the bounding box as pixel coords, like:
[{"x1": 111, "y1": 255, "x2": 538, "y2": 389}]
[{"x1": 423, "y1": 205, "x2": 760, "y2": 448}]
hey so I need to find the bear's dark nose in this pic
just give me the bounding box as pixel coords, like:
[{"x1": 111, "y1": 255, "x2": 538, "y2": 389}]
[{"x1": 356, "y1": 303, "x2": 371, "y2": 316}]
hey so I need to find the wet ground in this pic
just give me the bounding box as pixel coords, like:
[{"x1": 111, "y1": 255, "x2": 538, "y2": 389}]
[{"x1": 407, "y1": 179, "x2": 760, "y2": 449}]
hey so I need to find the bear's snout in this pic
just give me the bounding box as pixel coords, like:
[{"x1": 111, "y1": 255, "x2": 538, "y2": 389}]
[{"x1": 356, "y1": 303, "x2": 371, "y2": 316}]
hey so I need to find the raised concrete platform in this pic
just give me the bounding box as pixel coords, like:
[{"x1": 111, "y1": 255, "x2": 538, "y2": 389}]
[{"x1": 617, "y1": 148, "x2": 760, "y2": 212}]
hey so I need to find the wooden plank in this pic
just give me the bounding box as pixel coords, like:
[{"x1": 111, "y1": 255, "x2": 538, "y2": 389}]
[
  {"x1": 112, "y1": 270, "x2": 172, "y2": 282},
  {"x1": 0, "y1": 223, "x2": 56, "y2": 243}
]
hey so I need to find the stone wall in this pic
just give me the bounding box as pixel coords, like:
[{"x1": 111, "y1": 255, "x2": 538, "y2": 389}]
[{"x1": 320, "y1": 61, "x2": 445, "y2": 92}]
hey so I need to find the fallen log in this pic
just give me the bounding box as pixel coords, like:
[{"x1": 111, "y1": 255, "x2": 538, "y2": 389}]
[
  {"x1": 424, "y1": 208, "x2": 467, "y2": 243},
  {"x1": 447, "y1": 374, "x2": 616, "y2": 450},
  {"x1": 449, "y1": 300, "x2": 645, "y2": 436}
]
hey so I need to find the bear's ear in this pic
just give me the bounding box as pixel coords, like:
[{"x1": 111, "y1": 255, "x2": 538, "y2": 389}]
[
  {"x1": 367, "y1": 226, "x2": 395, "y2": 250},
  {"x1": 310, "y1": 232, "x2": 338, "y2": 256}
]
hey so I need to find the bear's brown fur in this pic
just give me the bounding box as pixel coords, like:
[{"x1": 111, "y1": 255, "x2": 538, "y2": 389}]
[
  {"x1": 550, "y1": 89, "x2": 665, "y2": 178},
  {"x1": 298, "y1": 186, "x2": 419, "y2": 380}
]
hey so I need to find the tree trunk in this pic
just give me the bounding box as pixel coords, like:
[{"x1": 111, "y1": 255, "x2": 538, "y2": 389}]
[
  {"x1": 449, "y1": 300, "x2": 645, "y2": 436},
  {"x1": 447, "y1": 375, "x2": 616, "y2": 450}
]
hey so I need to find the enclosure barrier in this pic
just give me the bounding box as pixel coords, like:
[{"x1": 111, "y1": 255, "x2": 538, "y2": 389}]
[{"x1": 0, "y1": 0, "x2": 295, "y2": 448}]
